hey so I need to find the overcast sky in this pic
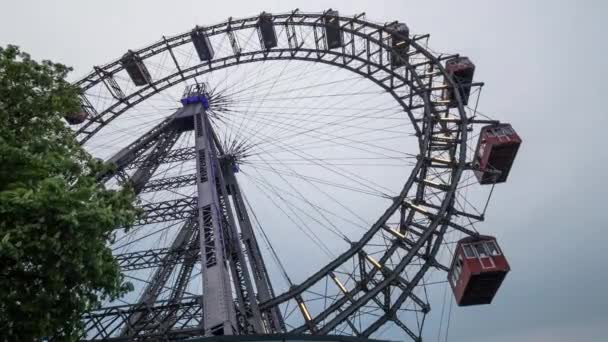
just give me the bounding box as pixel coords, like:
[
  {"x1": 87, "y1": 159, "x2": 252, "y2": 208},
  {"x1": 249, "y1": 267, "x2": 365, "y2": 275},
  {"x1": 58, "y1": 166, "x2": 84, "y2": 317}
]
[{"x1": 1, "y1": 0, "x2": 607, "y2": 341}]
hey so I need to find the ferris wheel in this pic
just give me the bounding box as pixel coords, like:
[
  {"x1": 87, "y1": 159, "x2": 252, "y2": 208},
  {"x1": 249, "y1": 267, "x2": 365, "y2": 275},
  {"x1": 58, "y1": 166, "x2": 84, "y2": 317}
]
[{"x1": 68, "y1": 9, "x2": 522, "y2": 341}]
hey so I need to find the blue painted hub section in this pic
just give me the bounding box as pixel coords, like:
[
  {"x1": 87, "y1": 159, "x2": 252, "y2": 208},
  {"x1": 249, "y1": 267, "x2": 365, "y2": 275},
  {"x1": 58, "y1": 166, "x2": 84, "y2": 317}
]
[{"x1": 181, "y1": 94, "x2": 210, "y2": 109}]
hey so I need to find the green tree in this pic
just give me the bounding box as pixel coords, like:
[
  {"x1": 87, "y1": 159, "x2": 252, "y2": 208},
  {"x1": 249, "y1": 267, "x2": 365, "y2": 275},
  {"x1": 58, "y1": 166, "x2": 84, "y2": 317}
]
[{"x1": 0, "y1": 45, "x2": 138, "y2": 340}]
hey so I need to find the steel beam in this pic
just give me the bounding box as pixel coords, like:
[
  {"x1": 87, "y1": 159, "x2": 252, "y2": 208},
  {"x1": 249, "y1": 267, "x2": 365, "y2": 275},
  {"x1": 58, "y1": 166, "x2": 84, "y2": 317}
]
[
  {"x1": 115, "y1": 245, "x2": 199, "y2": 271},
  {"x1": 136, "y1": 197, "x2": 198, "y2": 225},
  {"x1": 83, "y1": 296, "x2": 203, "y2": 341},
  {"x1": 97, "y1": 114, "x2": 178, "y2": 183},
  {"x1": 130, "y1": 129, "x2": 181, "y2": 194},
  {"x1": 223, "y1": 167, "x2": 284, "y2": 333},
  {"x1": 129, "y1": 147, "x2": 196, "y2": 169},
  {"x1": 214, "y1": 162, "x2": 265, "y2": 334},
  {"x1": 119, "y1": 218, "x2": 198, "y2": 337},
  {"x1": 140, "y1": 174, "x2": 197, "y2": 193}
]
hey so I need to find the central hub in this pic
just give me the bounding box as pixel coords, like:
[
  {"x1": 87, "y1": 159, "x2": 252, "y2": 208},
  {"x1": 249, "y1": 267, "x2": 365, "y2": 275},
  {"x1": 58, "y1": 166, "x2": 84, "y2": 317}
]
[
  {"x1": 180, "y1": 83, "x2": 210, "y2": 108},
  {"x1": 219, "y1": 153, "x2": 240, "y2": 174},
  {"x1": 172, "y1": 83, "x2": 212, "y2": 132}
]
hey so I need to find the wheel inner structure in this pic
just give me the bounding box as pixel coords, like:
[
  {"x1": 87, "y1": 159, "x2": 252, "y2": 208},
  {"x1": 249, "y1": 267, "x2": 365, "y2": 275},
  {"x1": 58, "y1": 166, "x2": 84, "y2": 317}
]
[{"x1": 76, "y1": 10, "x2": 498, "y2": 342}]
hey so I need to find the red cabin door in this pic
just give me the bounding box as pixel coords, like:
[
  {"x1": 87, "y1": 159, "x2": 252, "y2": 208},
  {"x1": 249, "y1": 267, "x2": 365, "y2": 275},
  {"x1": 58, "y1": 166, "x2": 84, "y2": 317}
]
[{"x1": 473, "y1": 243, "x2": 495, "y2": 269}]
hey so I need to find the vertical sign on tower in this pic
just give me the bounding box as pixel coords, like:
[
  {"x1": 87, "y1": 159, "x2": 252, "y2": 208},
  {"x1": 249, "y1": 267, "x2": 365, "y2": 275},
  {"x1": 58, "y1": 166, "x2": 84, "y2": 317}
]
[{"x1": 183, "y1": 84, "x2": 237, "y2": 336}]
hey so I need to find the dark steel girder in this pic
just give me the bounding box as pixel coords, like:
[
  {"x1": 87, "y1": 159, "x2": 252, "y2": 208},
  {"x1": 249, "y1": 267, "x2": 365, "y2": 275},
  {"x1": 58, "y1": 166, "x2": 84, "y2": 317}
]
[
  {"x1": 119, "y1": 218, "x2": 199, "y2": 337},
  {"x1": 140, "y1": 174, "x2": 197, "y2": 193},
  {"x1": 314, "y1": 218, "x2": 446, "y2": 335},
  {"x1": 96, "y1": 115, "x2": 178, "y2": 183},
  {"x1": 290, "y1": 237, "x2": 429, "y2": 335},
  {"x1": 258, "y1": 156, "x2": 424, "y2": 311},
  {"x1": 167, "y1": 232, "x2": 200, "y2": 302},
  {"x1": 129, "y1": 129, "x2": 181, "y2": 194},
  {"x1": 361, "y1": 223, "x2": 451, "y2": 337},
  {"x1": 116, "y1": 245, "x2": 199, "y2": 271},
  {"x1": 129, "y1": 147, "x2": 195, "y2": 169},
  {"x1": 137, "y1": 197, "x2": 197, "y2": 225},
  {"x1": 82, "y1": 296, "x2": 203, "y2": 341}
]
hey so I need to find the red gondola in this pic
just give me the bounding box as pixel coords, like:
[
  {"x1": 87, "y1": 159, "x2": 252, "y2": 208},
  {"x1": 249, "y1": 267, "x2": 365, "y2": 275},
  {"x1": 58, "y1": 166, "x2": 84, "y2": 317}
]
[
  {"x1": 474, "y1": 123, "x2": 522, "y2": 184},
  {"x1": 64, "y1": 111, "x2": 88, "y2": 125},
  {"x1": 386, "y1": 22, "x2": 410, "y2": 68},
  {"x1": 443, "y1": 56, "x2": 475, "y2": 107},
  {"x1": 448, "y1": 235, "x2": 510, "y2": 306},
  {"x1": 191, "y1": 26, "x2": 215, "y2": 61},
  {"x1": 324, "y1": 10, "x2": 343, "y2": 49},
  {"x1": 257, "y1": 12, "x2": 278, "y2": 50},
  {"x1": 121, "y1": 50, "x2": 151, "y2": 86}
]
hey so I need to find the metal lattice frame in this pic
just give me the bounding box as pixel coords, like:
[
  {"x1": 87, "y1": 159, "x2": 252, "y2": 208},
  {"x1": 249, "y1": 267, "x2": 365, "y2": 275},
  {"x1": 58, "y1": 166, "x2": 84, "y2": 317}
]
[{"x1": 76, "y1": 10, "x2": 502, "y2": 341}]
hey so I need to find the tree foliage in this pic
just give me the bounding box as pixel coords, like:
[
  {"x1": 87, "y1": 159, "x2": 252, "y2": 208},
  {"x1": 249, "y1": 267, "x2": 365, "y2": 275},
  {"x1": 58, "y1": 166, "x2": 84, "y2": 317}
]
[{"x1": 0, "y1": 45, "x2": 138, "y2": 340}]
